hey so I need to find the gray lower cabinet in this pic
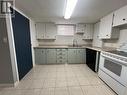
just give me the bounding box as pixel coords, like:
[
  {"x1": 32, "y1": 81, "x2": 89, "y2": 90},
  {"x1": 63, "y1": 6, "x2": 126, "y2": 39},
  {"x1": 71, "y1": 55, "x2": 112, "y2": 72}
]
[
  {"x1": 56, "y1": 49, "x2": 68, "y2": 64},
  {"x1": 35, "y1": 48, "x2": 46, "y2": 64},
  {"x1": 68, "y1": 49, "x2": 86, "y2": 64},
  {"x1": 35, "y1": 48, "x2": 86, "y2": 64},
  {"x1": 46, "y1": 49, "x2": 56, "y2": 64},
  {"x1": 76, "y1": 49, "x2": 86, "y2": 63},
  {"x1": 68, "y1": 49, "x2": 77, "y2": 63}
]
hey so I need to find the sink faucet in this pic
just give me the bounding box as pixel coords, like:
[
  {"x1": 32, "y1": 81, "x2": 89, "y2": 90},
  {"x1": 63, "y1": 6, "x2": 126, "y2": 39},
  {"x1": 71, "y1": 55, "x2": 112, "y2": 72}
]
[{"x1": 73, "y1": 39, "x2": 78, "y2": 47}]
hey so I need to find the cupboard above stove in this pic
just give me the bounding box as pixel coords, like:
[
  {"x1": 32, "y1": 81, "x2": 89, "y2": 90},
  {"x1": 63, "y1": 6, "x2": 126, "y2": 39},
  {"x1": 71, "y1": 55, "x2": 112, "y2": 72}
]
[
  {"x1": 113, "y1": 5, "x2": 127, "y2": 27},
  {"x1": 99, "y1": 13, "x2": 120, "y2": 39}
]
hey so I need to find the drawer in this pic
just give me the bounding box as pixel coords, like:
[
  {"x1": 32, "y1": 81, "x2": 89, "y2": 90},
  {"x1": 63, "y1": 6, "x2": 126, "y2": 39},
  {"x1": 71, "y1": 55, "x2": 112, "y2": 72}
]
[
  {"x1": 57, "y1": 59, "x2": 67, "y2": 63},
  {"x1": 57, "y1": 49, "x2": 67, "y2": 52},
  {"x1": 57, "y1": 56, "x2": 67, "y2": 59},
  {"x1": 57, "y1": 52, "x2": 63, "y2": 55},
  {"x1": 56, "y1": 49, "x2": 63, "y2": 52}
]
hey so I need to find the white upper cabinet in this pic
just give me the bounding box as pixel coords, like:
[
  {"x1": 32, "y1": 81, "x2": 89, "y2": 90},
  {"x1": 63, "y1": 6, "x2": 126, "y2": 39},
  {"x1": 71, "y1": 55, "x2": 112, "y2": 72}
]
[
  {"x1": 45, "y1": 23, "x2": 57, "y2": 39},
  {"x1": 113, "y1": 5, "x2": 127, "y2": 27},
  {"x1": 99, "y1": 13, "x2": 119, "y2": 39},
  {"x1": 83, "y1": 24, "x2": 94, "y2": 40},
  {"x1": 76, "y1": 24, "x2": 85, "y2": 34},
  {"x1": 36, "y1": 22, "x2": 57, "y2": 40},
  {"x1": 36, "y1": 23, "x2": 45, "y2": 39}
]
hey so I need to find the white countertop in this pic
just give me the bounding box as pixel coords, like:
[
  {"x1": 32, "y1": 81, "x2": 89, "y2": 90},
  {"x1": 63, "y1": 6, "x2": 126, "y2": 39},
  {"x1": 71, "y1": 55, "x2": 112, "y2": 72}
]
[{"x1": 34, "y1": 45, "x2": 116, "y2": 52}]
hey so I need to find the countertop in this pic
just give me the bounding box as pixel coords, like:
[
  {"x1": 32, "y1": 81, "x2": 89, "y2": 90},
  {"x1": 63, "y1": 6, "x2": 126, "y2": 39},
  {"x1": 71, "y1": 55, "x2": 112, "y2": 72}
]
[{"x1": 34, "y1": 45, "x2": 116, "y2": 52}]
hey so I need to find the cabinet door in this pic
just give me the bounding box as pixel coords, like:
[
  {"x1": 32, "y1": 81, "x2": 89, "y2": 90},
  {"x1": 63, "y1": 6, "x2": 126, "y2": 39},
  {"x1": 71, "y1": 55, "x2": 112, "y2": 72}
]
[
  {"x1": 76, "y1": 24, "x2": 85, "y2": 33},
  {"x1": 36, "y1": 23, "x2": 45, "y2": 39},
  {"x1": 86, "y1": 24, "x2": 93, "y2": 39},
  {"x1": 45, "y1": 23, "x2": 56, "y2": 39},
  {"x1": 46, "y1": 49, "x2": 56, "y2": 64},
  {"x1": 113, "y1": 5, "x2": 127, "y2": 26},
  {"x1": 92, "y1": 22, "x2": 103, "y2": 47},
  {"x1": 68, "y1": 49, "x2": 76, "y2": 63},
  {"x1": 83, "y1": 24, "x2": 93, "y2": 39},
  {"x1": 76, "y1": 49, "x2": 85, "y2": 63},
  {"x1": 35, "y1": 49, "x2": 46, "y2": 64},
  {"x1": 99, "y1": 13, "x2": 113, "y2": 39}
]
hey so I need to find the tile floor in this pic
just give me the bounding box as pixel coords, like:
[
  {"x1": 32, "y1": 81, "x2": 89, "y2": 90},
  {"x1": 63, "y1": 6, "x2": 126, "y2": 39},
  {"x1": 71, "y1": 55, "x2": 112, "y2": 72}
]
[{"x1": 0, "y1": 64, "x2": 117, "y2": 95}]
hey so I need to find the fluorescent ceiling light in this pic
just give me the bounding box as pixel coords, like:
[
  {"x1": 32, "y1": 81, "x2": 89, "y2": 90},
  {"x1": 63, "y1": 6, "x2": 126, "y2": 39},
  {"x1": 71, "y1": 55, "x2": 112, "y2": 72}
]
[{"x1": 64, "y1": 0, "x2": 78, "y2": 19}]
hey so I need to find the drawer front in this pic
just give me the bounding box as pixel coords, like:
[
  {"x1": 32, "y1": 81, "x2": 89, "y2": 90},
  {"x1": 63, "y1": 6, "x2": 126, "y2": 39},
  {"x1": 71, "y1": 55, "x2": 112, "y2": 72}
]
[
  {"x1": 57, "y1": 52, "x2": 63, "y2": 55},
  {"x1": 57, "y1": 54, "x2": 67, "y2": 59},
  {"x1": 57, "y1": 49, "x2": 67, "y2": 52},
  {"x1": 57, "y1": 49, "x2": 62, "y2": 52},
  {"x1": 57, "y1": 59, "x2": 67, "y2": 63}
]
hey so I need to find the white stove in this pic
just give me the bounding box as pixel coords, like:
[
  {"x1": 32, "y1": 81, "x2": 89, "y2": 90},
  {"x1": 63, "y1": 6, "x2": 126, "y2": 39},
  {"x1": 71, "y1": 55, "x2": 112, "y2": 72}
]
[{"x1": 98, "y1": 44, "x2": 127, "y2": 95}]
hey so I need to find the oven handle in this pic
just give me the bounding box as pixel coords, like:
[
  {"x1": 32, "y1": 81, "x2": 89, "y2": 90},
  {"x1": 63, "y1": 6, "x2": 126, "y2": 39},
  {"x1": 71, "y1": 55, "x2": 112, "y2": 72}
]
[{"x1": 101, "y1": 54, "x2": 127, "y2": 67}]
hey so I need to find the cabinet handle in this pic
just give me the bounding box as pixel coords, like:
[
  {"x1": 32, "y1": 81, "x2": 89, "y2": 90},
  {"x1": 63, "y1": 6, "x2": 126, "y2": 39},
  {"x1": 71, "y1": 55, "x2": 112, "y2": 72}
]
[
  {"x1": 42, "y1": 51, "x2": 43, "y2": 53},
  {"x1": 123, "y1": 18, "x2": 126, "y2": 21},
  {"x1": 106, "y1": 35, "x2": 109, "y2": 36}
]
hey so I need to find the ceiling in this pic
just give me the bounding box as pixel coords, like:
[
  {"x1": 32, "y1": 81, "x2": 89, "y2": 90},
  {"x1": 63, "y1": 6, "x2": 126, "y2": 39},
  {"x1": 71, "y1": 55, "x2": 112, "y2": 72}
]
[{"x1": 15, "y1": 0, "x2": 127, "y2": 24}]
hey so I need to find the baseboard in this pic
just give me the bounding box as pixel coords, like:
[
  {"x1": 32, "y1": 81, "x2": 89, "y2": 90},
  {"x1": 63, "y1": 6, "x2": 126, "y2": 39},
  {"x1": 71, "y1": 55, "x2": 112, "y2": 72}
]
[
  {"x1": 0, "y1": 81, "x2": 19, "y2": 87},
  {"x1": 14, "y1": 81, "x2": 19, "y2": 87},
  {"x1": 0, "y1": 83, "x2": 14, "y2": 87}
]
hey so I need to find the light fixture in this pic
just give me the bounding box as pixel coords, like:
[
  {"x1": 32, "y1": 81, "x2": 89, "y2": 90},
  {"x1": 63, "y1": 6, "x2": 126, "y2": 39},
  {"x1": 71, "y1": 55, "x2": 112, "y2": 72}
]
[{"x1": 64, "y1": 0, "x2": 78, "y2": 19}]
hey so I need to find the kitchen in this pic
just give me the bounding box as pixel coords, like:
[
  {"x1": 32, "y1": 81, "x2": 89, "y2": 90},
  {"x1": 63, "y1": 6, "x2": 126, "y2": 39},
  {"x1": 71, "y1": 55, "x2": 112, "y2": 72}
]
[{"x1": 0, "y1": 0, "x2": 127, "y2": 95}]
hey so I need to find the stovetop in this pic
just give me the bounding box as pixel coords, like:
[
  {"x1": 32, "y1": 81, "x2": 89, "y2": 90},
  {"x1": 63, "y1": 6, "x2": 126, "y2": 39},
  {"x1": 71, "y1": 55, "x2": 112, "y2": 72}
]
[{"x1": 107, "y1": 50, "x2": 127, "y2": 57}]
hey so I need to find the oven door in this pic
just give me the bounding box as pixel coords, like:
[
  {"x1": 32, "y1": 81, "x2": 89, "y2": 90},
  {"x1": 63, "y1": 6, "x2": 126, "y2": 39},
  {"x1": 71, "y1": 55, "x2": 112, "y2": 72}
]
[{"x1": 99, "y1": 54, "x2": 127, "y2": 87}]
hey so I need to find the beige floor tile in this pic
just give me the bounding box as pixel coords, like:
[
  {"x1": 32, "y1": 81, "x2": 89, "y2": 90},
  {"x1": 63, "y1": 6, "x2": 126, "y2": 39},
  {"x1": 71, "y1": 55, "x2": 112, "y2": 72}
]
[
  {"x1": 0, "y1": 64, "x2": 117, "y2": 95},
  {"x1": 77, "y1": 77, "x2": 91, "y2": 86},
  {"x1": 30, "y1": 80, "x2": 44, "y2": 89},
  {"x1": 56, "y1": 81, "x2": 67, "y2": 87},
  {"x1": 43, "y1": 81, "x2": 56, "y2": 88},
  {"x1": 88, "y1": 77, "x2": 105, "y2": 85},
  {"x1": 81, "y1": 85, "x2": 99, "y2": 95},
  {"x1": 16, "y1": 80, "x2": 32, "y2": 89},
  {"x1": 67, "y1": 80, "x2": 79, "y2": 87},
  {"x1": 95, "y1": 85, "x2": 117, "y2": 95},
  {"x1": 24, "y1": 89, "x2": 41, "y2": 95},
  {"x1": 55, "y1": 87, "x2": 69, "y2": 95},
  {"x1": 40, "y1": 88, "x2": 55, "y2": 95},
  {"x1": 56, "y1": 77, "x2": 66, "y2": 81},
  {"x1": 1, "y1": 89, "x2": 26, "y2": 95},
  {"x1": 66, "y1": 72, "x2": 75, "y2": 77},
  {"x1": 69, "y1": 86, "x2": 84, "y2": 95},
  {"x1": 67, "y1": 77, "x2": 79, "y2": 87}
]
